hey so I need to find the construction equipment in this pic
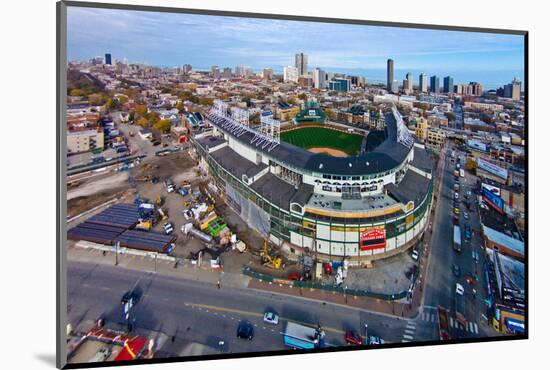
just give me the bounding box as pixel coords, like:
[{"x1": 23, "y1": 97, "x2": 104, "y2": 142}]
[
  {"x1": 135, "y1": 220, "x2": 152, "y2": 231},
  {"x1": 157, "y1": 208, "x2": 168, "y2": 221},
  {"x1": 155, "y1": 195, "x2": 165, "y2": 207},
  {"x1": 200, "y1": 212, "x2": 218, "y2": 230},
  {"x1": 206, "y1": 204, "x2": 215, "y2": 213},
  {"x1": 260, "y1": 240, "x2": 283, "y2": 269}
]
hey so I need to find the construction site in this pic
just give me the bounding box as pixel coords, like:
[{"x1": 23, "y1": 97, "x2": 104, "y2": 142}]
[{"x1": 66, "y1": 145, "x2": 308, "y2": 280}]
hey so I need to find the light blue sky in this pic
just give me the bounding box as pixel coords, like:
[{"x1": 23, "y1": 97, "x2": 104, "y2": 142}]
[{"x1": 67, "y1": 6, "x2": 525, "y2": 88}]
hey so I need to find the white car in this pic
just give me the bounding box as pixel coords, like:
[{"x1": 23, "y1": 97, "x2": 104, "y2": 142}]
[
  {"x1": 263, "y1": 311, "x2": 279, "y2": 325},
  {"x1": 464, "y1": 212, "x2": 469, "y2": 220},
  {"x1": 411, "y1": 250, "x2": 419, "y2": 261}
]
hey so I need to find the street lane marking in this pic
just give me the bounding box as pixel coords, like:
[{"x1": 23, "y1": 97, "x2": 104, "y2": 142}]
[
  {"x1": 405, "y1": 329, "x2": 415, "y2": 335},
  {"x1": 403, "y1": 335, "x2": 414, "y2": 340},
  {"x1": 474, "y1": 323, "x2": 479, "y2": 334},
  {"x1": 401, "y1": 340, "x2": 410, "y2": 343},
  {"x1": 469, "y1": 322, "x2": 474, "y2": 332},
  {"x1": 188, "y1": 303, "x2": 346, "y2": 335}
]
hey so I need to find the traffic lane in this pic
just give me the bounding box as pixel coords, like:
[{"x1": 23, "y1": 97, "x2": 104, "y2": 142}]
[
  {"x1": 67, "y1": 261, "x2": 413, "y2": 346},
  {"x1": 424, "y1": 149, "x2": 455, "y2": 309}
]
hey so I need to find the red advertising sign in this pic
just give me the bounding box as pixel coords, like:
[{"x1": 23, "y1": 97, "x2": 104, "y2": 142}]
[{"x1": 360, "y1": 228, "x2": 386, "y2": 251}]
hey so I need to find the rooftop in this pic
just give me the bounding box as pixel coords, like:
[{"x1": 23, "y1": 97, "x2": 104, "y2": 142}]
[
  {"x1": 386, "y1": 170, "x2": 431, "y2": 205},
  {"x1": 306, "y1": 192, "x2": 398, "y2": 212},
  {"x1": 206, "y1": 110, "x2": 413, "y2": 176},
  {"x1": 210, "y1": 146, "x2": 267, "y2": 179}
]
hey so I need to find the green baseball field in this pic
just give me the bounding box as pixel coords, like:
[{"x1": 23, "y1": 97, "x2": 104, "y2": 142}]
[{"x1": 281, "y1": 126, "x2": 364, "y2": 156}]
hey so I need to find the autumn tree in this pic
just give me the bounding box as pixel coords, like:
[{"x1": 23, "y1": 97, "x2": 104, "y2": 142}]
[{"x1": 154, "y1": 119, "x2": 172, "y2": 133}]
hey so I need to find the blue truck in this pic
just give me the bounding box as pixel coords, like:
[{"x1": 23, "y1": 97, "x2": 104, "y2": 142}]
[{"x1": 282, "y1": 322, "x2": 324, "y2": 349}]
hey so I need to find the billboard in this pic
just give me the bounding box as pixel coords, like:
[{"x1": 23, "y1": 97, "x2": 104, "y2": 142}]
[
  {"x1": 482, "y1": 187, "x2": 504, "y2": 213},
  {"x1": 477, "y1": 157, "x2": 508, "y2": 180},
  {"x1": 482, "y1": 183, "x2": 501, "y2": 196},
  {"x1": 360, "y1": 227, "x2": 386, "y2": 251}
]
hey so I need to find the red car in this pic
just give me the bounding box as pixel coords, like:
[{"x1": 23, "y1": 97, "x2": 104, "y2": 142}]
[
  {"x1": 287, "y1": 272, "x2": 300, "y2": 281},
  {"x1": 324, "y1": 263, "x2": 332, "y2": 275},
  {"x1": 453, "y1": 215, "x2": 459, "y2": 225},
  {"x1": 345, "y1": 330, "x2": 363, "y2": 346}
]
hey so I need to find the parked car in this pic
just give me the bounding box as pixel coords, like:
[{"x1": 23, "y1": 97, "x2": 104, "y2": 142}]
[
  {"x1": 237, "y1": 321, "x2": 254, "y2": 340},
  {"x1": 263, "y1": 311, "x2": 279, "y2": 325},
  {"x1": 163, "y1": 222, "x2": 174, "y2": 235},
  {"x1": 411, "y1": 249, "x2": 419, "y2": 261},
  {"x1": 345, "y1": 330, "x2": 363, "y2": 346},
  {"x1": 463, "y1": 212, "x2": 469, "y2": 220}
]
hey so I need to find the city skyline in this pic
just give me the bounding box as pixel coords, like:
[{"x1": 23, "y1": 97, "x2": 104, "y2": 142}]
[{"x1": 68, "y1": 7, "x2": 525, "y2": 89}]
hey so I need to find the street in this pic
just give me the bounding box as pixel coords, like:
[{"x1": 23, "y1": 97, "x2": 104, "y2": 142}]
[
  {"x1": 67, "y1": 259, "x2": 435, "y2": 356},
  {"x1": 423, "y1": 142, "x2": 491, "y2": 339}
]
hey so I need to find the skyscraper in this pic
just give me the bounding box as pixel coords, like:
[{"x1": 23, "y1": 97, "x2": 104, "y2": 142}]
[
  {"x1": 295, "y1": 53, "x2": 308, "y2": 76},
  {"x1": 504, "y1": 78, "x2": 521, "y2": 100},
  {"x1": 406, "y1": 72, "x2": 413, "y2": 92},
  {"x1": 235, "y1": 66, "x2": 245, "y2": 77},
  {"x1": 443, "y1": 76, "x2": 454, "y2": 94},
  {"x1": 222, "y1": 67, "x2": 232, "y2": 78},
  {"x1": 430, "y1": 75, "x2": 440, "y2": 93},
  {"x1": 313, "y1": 68, "x2": 327, "y2": 89},
  {"x1": 104, "y1": 53, "x2": 112, "y2": 65},
  {"x1": 283, "y1": 66, "x2": 299, "y2": 83},
  {"x1": 419, "y1": 73, "x2": 428, "y2": 93},
  {"x1": 263, "y1": 68, "x2": 273, "y2": 80},
  {"x1": 387, "y1": 59, "x2": 394, "y2": 91}
]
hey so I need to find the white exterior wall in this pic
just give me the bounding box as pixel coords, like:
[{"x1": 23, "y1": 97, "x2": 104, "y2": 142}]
[{"x1": 227, "y1": 136, "x2": 258, "y2": 163}]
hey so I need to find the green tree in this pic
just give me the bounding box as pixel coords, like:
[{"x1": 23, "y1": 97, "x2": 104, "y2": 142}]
[
  {"x1": 135, "y1": 105, "x2": 148, "y2": 117},
  {"x1": 154, "y1": 119, "x2": 171, "y2": 133},
  {"x1": 136, "y1": 117, "x2": 148, "y2": 127},
  {"x1": 198, "y1": 97, "x2": 214, "y2": 106},
  {"x1": 298, "y1": 93, "x2": 307, "y2": 101},
  {"x1": 70, "y1": 88, "x2": 85, "y2": 97},
  {"x1": 117, "y1": 95, "x2": 129, "y2": 105}
]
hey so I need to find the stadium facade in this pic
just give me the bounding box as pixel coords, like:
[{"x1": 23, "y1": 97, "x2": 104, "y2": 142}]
[{"x1": 190, "y1": 105, "x2": 434, "y2": 263}]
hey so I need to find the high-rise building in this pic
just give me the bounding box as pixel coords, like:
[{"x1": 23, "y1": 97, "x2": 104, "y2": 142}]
[
  {"x1": 211, "y1": 66, "x2": 220, "y2": 79},
  {"x1": 182, "y1": 64, "x2": 192, "y2": 74},
  {"x1": 469, "y1": 82, "x2": 484, "y2": 96},
  {"x1": 329, "y1": 78, "x2": 351, "y2": 92},
  {"x1": 391, "y1": 80, "x2": 399, "y2": 94},
  {"x1": 283, "y1": 66, "x2": 299, "y2": 83},
  {"x1": 406, "y1": 72, "x2": 413, "y2": 93},
  {"x1": 235, "y1": 66, "x2": 245, "y2": 77},
  {"x1": 313, "y1": 68, "x2": 327, "y2": 89},
  {"x1": 222, "y1": 67, "x2": 232, "y2": 78},
  {"x1": 430, "y1": 75, "x2": 440, "y2": 93},
  {"x1": 419, "y1": 73, "x2": 428, "y2": 93},
  {"x1": 263, "y1": 68, "x2": 273, "y2": 80},
  {"x1": 387, "y1": 59, "x2": 394, "y2": 91},
  {"x1": 503, "y1": 78, "x2": 521, "y2": 100},
  {"x1": 295, "y1": 53, "x2": 308, "y2": 76},
  {"x1": 104, "y1": 53, "x2": 112, "y2": 65},
  {"x1": 443, "y1": 76, "x2": 454, "y2": 94},
  {"x1": 244, "y1": 67, "x2": 254, "y2": 78}
]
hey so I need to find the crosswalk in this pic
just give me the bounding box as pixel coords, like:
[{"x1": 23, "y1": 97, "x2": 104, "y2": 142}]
[
  {"x1": 420, "y1": 310, "x2": 479, "y2": 334},
  {"x1": 401, "y1": 321, "x2": 416, "y2": 342}
]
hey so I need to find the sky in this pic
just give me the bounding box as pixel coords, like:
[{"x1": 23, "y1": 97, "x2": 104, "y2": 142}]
[{"x1": 67, "y1": 6, "x2": 525, "y2": 89}]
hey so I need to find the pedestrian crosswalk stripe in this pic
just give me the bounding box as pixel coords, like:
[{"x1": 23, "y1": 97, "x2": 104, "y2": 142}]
[
  {"x1": 406, "y1": 322, "x2": 416, "y2": 329},
  {"x1": 405, "y1": 329, "x2": 415, "y2": 335},
  {"x1": 403, "y1": 334, "x2": 414, "y2": 340},
  {"x1": 455, "y1": 321, "x2": 460, "y2": 329},
  {"x1": 449, "y1": 317, "x2": 454, "y2": 326},
  {"x1": 474, "y1": 323, "x2": 479, "y2": 334},
  {"x1": 401, "y1": 340, "x2": 410, "y2": 343},
  {"x1": 469, "y1": 322, "x2": 474, "y2": 332}
]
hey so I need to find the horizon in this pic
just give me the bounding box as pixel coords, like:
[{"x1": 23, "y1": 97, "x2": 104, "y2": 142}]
[{"x1": 67, "y1": 6, "x2": 525, "y2": 89}]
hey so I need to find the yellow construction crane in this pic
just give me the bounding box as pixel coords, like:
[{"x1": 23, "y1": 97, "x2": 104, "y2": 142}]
[{"x1": 260, "y1": 240, "x2": 282, "y2": 269}]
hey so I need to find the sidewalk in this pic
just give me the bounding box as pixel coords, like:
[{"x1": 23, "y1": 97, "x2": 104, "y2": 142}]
[{"x1": 68, "y1": 245, "x2": 250, "y2": 289}]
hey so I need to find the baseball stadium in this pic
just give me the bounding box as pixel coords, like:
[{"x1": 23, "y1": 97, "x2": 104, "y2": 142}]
[{"x1": 190, "y1": 102, "x2": 434, "y2": 263}]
